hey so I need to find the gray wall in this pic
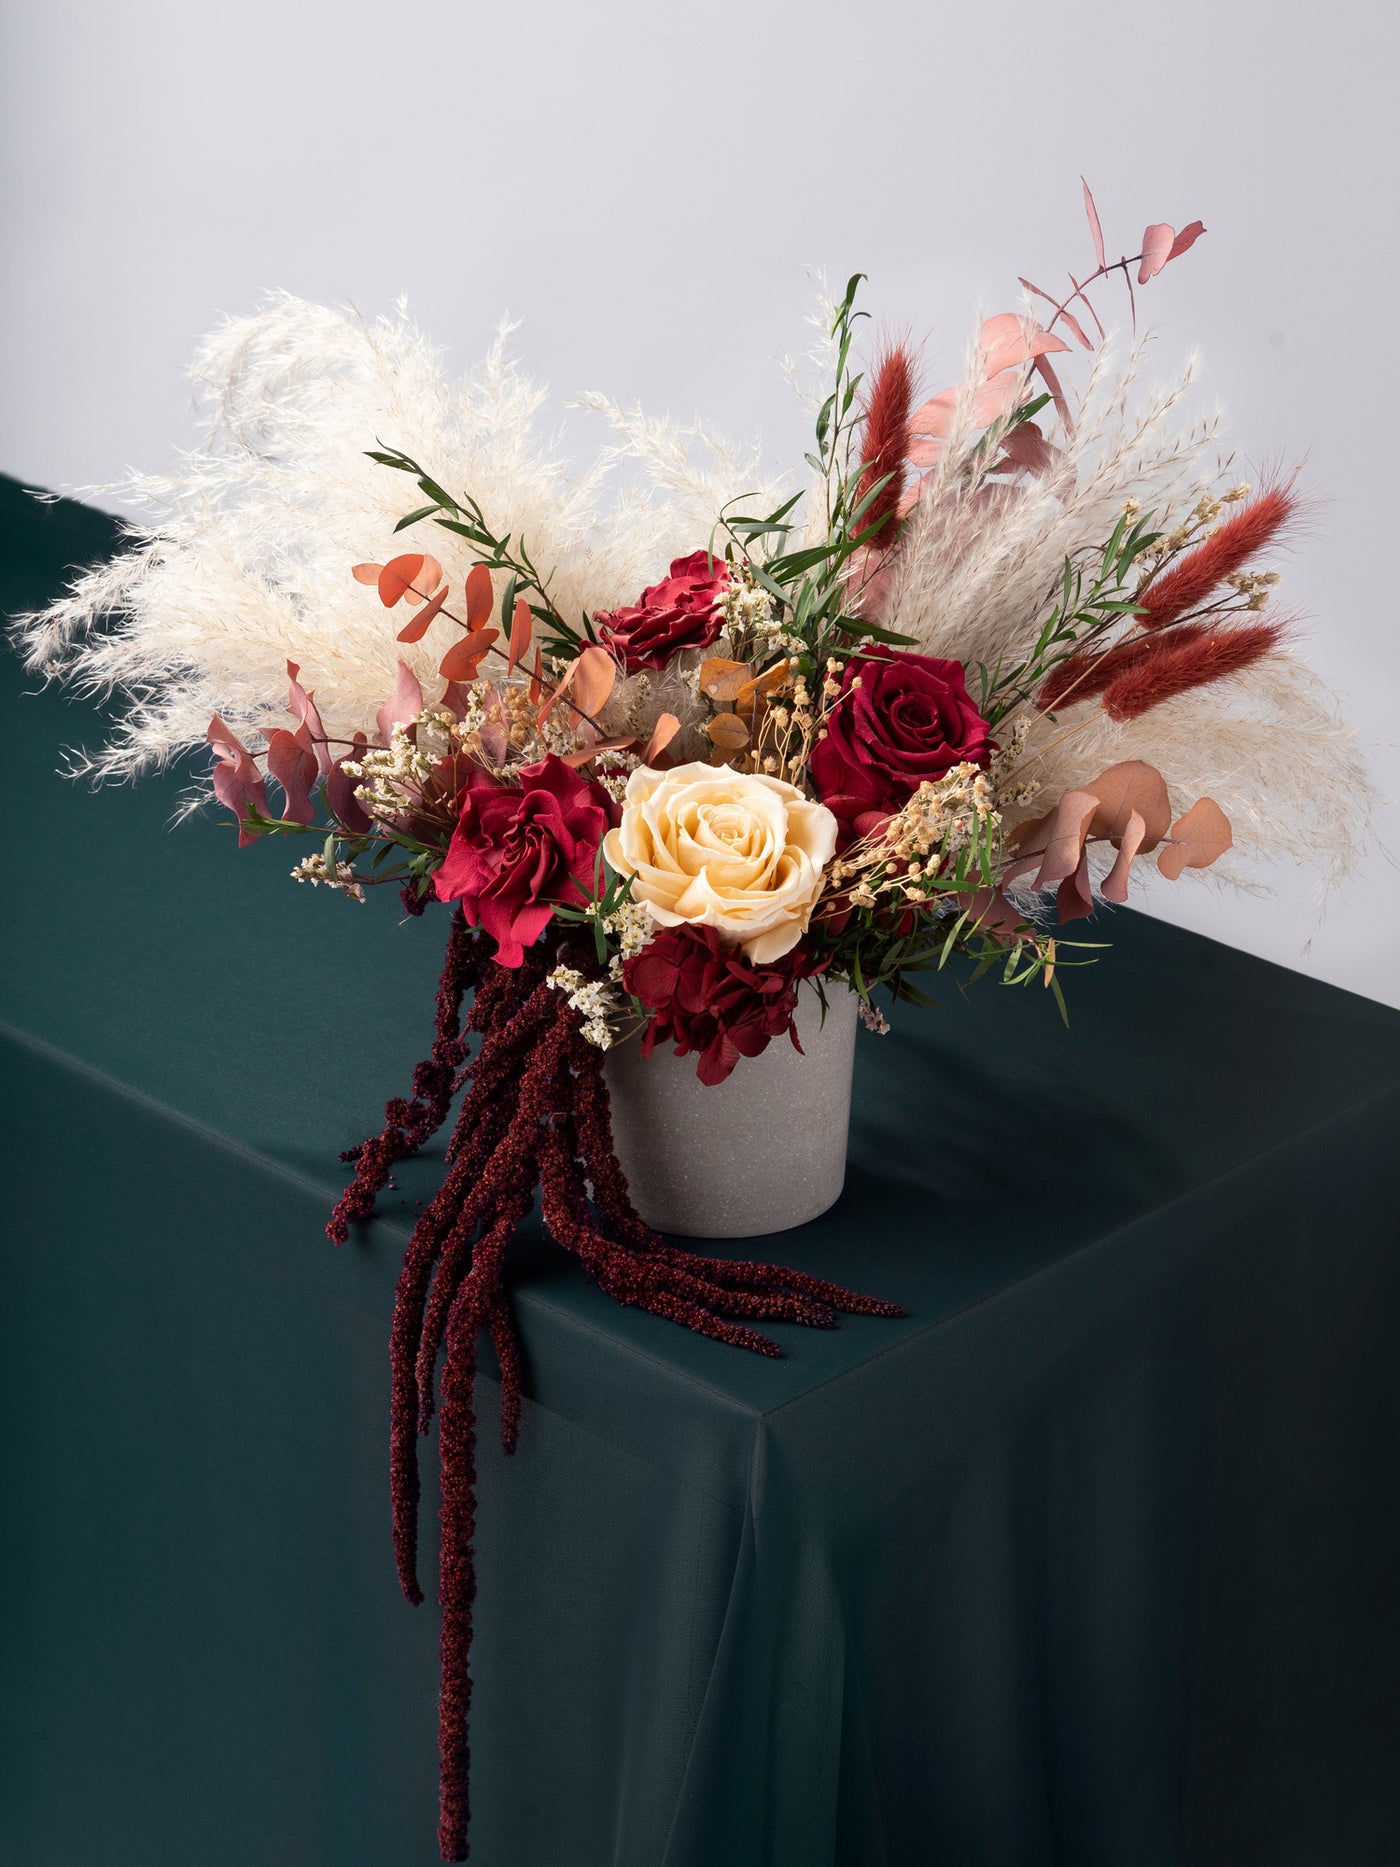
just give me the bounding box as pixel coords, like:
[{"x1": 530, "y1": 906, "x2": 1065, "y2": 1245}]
[{"x1": 3, "y1": 0, "x2": 1396, "y2": 1003}]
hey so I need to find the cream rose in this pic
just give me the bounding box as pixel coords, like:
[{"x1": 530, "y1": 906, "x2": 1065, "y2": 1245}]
[{"x1": 603, "y1": 761, "x2": 838, "y2": 964}]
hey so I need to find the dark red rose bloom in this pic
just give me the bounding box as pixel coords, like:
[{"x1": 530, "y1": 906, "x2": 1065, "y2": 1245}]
[
  {"x1": 434, "y1": 754, "x2": 613, "y2": 967},
  {"x1": 623, "y1": 923, "x2": 820, "y2": 1087},
  {"x1": 594, "y1": 551, "x2": 728, "y2": 673},
  {"x1": 810, "y1": 647, "x2": 994, "y2": 836}
]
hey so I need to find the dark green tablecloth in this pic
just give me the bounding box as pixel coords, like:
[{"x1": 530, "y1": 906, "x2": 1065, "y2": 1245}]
[{"x1": 3, "y1": 474, "x2": 1398, "y2": 1866}]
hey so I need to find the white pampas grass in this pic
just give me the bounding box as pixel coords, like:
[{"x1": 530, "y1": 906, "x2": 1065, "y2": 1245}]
[
  {"x1": 11, "y1": 294, "x2": 772, "y2": 780},
  {"x1": 886, "y1": 339, "x2": 1223, "y2": 676}
]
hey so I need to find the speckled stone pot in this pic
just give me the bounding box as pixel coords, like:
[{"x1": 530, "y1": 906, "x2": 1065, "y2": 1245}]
[{"x1": 603, "y1": 984, "x2": 858, "y2": 1238}]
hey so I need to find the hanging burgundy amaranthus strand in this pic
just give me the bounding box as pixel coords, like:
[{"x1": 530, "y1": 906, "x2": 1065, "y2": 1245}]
[{"x1": 330, "y1": 915, "x2": 903, "y2": 1862}]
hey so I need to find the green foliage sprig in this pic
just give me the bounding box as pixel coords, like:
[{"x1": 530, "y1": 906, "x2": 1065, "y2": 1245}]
[
  {"x1": 979, "y1": 506, "x2": 1162, "y2": 725},
  {"x1": 367, "y1": 445, "x2": 588, "y2": 658}
]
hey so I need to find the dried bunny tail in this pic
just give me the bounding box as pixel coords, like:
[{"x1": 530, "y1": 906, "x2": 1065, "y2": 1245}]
[
  {"x1": 1035, "y1": 623, "x2": 1212, "y2": 712},
  {"x1": 854, "y1": 343, "x2": 916, "y2": 542},
  {"x1": 1100, "y1": 618, "x2": 1288, "y2": 720},
  {"x1": 884, "y1": 338, "x2": 1225, "y2": 677},
  {"x1": 1136, "y1": 480, "x2": 1300, "y2": 628},
  {"x1": 1013, "y1": 646, "x2": 1375, "y2": 893}
]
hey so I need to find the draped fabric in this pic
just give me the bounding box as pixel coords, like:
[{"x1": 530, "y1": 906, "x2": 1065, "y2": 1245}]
[{"x1": 4, "y1": 477, "x2": 1398, "y2": 1865}]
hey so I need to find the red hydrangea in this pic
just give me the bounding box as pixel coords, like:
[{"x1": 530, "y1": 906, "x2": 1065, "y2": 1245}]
[
  {"x1": 594, "y1": 551, "x2": 728, "y2": 673},
  {"x1": 810, "y1": 646, "x2": 994, "y2": 836},
  {"x1": 623, "y1": 923, "x2": 820, "y2": 1086},
  {"x1": 434, "y1": 755, "x2": 614, "y2": 967}
]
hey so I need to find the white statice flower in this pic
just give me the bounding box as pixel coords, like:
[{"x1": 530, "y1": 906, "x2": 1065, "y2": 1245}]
[
  {"x1": 546, "y1": 965, "x2": 623, "y2": 1049},
  {"x1": 344, "y1": 722, "x2": 438, "y2": 821},
  {"x1": 290, "y1": 852, "x2": 365, "y2": 901},
  {"x1": 719, "y1": 561, "x2": 804, "y2": 658},
  {"x1": 593, "y1": 746, "x2": 641, "y2": 805},
  {"x1": 601, "y1": 894, "x2": 652, "y2": 961}
]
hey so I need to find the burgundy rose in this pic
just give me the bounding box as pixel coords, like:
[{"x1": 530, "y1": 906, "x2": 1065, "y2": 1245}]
[
  {"x1": 623, "y1": 923, "x2": 823, "y2": 1086},
  {"x1": 595, "y1": 551, "x2": 728, "y2": 673},
  {"x1": 434, "y1": 754, "x2": 613, "y2": 967},
  {"x1": 810, "y1": 647, "x2": 994, "y2": 836}
]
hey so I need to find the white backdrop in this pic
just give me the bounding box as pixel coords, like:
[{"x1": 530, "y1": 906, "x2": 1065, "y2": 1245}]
[{"x1": 3, "y1": 0, "x2": 1396, "y2": 1003}]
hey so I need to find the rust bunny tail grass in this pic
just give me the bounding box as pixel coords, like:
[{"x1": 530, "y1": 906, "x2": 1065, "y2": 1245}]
[
  {"x1": 1036, "y1": 624, "x2": 1210, "y2": 713},
  {"x1": 1136, "y1": 483, "x2": 1298, "y2": 629},
  {"x1": 1102, "y1": 619, "x2": 1287, "y2": 721},
  {"x1": 855, "y1": 343, "x2": 915, "y2": 543},
  {"x1": 331, "y1": 924, "x2": 903, "y2": 1862}
]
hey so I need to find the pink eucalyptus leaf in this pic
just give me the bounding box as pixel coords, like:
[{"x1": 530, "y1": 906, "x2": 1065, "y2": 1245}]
[
  {"x1": 1168, "y1": 219, "x2": 1205, "y2": 261},
  {"x1": 507, "y1": 595, "x2": 532, "y2": 674},
  {"x1": 1082, "y1": 177, "x2": 1107, "y2": 269},
  {"x1": 643, "y1": 712, "x2": 682, "y2": 764},
  {"x1": 478, "y1": 713, "x2": 511, "y2": 767},
  {"x1": 1157, "y1": 797, "x2": 1232, "y2": 880},
  {"x1": 1018, "y1": 276, "x2": 1059, "y2": 316},
  {"x1": 286, "y1": 661, "x2": 332, "y2": 776},
  {"x1": 351, "y1": 562, "x2": 382, "y2": 585},
  {"x1": 910, "y1": 376, "x2": 1023, "y2": 441},
  {"x1": 395, "y1": 583, "x2": 450, "y2": 643},
  {"x1": 908, "y1": 388, "x2": 959, "y2": 439},
  {"x1": 1000, "y1": 853, "x2": 1042, "y2": 889},
  {"x1": 1087, "y1": 760, "x2": 1172, "y2": 850},
  {"x1": 1138, "y1": 223, "x2": 1175, "y2": 284},
  {"x1": 1056, "y1": 850, "x2": 1095, "y2": 923},
  {"x1": 1056, "y1": 301, "x2": 1093, "y2": 350},
  {"x1": 973, "y1": 374, "x2": 1027, "y2": 425},
  {"x1": 571, "y1": 644, "x2": 617, "y2": 720},
  {"x1": 265, "y1": 727, "x2": 319, "y2": 826},
  {"x1": 963, "y1": 885, "x2": 1028, "y2": 939},
  {"x1": 905, "y1": 435, "x2": 946, "y2": 468},
  {"x1": 211, "y1": 758, "x2": 270, "y2": 846},
  {"x1": 400, "y1": 554, "x2": 444, "y2": 605},
  {"x1": 328, "y1": 736, "x2": 371, "y2": 836},
  {"x1": 1080, "y1": 287, "x2": 1107, "y2": 341},
  {"x1": 464, "y1": 563, "x2": 494, "y2": 630},
  {"x1": 1029, "y1": 789, "x2": 1099, "y2": 889},
  {"x1": 1031, "y1": 351, "x2": 1072, "y2": 429},
  {"x1": 375, "y1": 660, "x2": 425, "y2": 745},
  {"x1": 1100, "y1": 808, "x2": 1147, "y2": 904},
  {"x1": 377, "y1": 553, "x2": 442, "y2": 609},
  {"x1": 979, "y1": 313, "x2": 1070, "y2": 380},
  {"x1": 206, "y1": 713, "x2": 266, "y2": 791},
  {"x1": 437, "y1": 628, "x2": 498, "y2": 684},
  {"x1": 535, "y1": 654, "x2": 577, "y2": 726},
  {"x1": 997, "y1": 421, "x2": 1058, "y2": 476},
  {"x1": 210, "y1": 759, "x2": 246, "y2": 814}
]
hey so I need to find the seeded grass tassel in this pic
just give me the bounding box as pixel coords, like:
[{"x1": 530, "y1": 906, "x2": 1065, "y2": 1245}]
[{"x1": 332, "y1": 917, "x2": 903, "y2": 1860}]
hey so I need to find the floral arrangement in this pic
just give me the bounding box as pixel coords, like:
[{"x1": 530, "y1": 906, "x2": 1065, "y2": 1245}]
[{"x1": 13, "y1": 185, "x2": 1372, "y2": 1859}]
